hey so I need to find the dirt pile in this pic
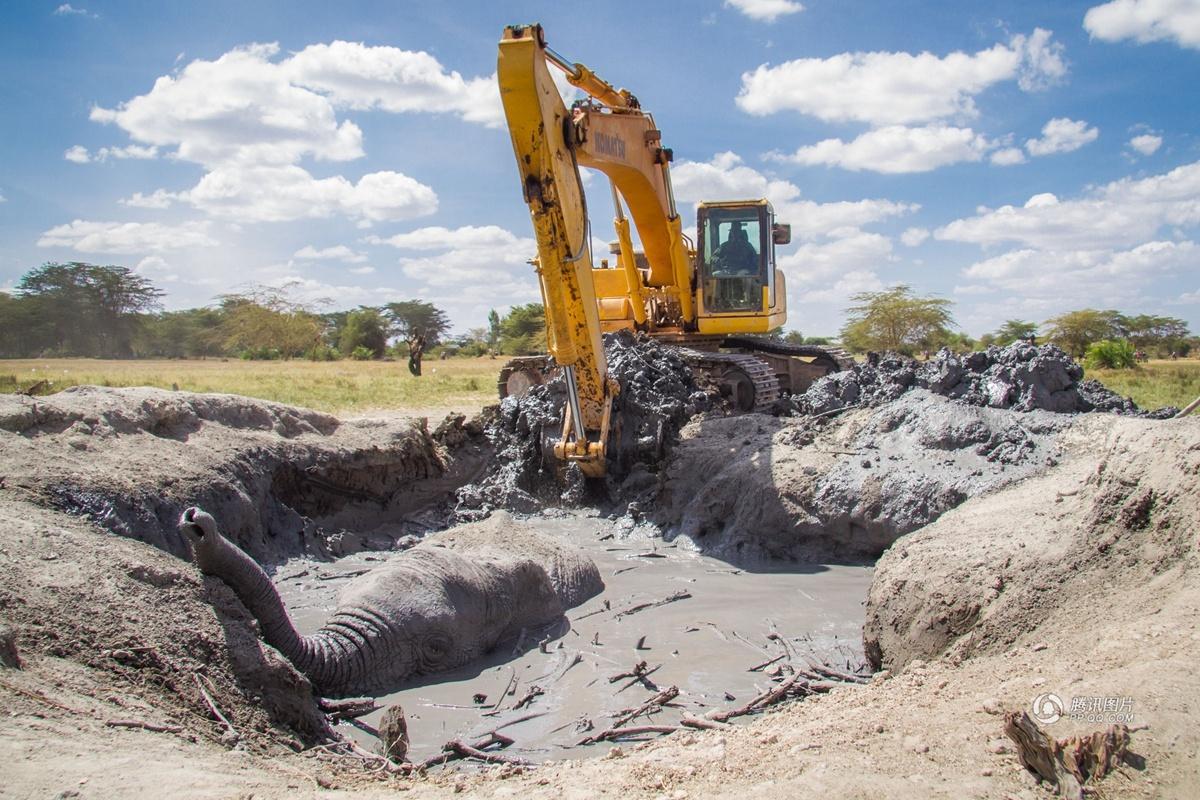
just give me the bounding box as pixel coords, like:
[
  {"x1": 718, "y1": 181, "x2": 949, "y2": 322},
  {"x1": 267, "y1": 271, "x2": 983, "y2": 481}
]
[
  {"x1": 792, "y1": 343, "x2": 1176, "y2": 418},
  {"x1": 863, "y1": 412, "x2": 1200, "y2": 672},
  {"x1": 0, "y1": 386, "x2": 484, "y2": 563},
  {"x1": 655, "y1": 390, "x2": 1072, "y2": 562},
  {"x1": 455, "y1": 330, "x2": 708, "y2": 514}
]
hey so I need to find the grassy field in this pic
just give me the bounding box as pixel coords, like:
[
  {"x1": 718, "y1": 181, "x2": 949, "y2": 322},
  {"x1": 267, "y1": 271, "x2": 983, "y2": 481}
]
[
  {"x1": 0, "y1": 356, "x2": 1196, "y2": 416},
  {"x1": 1086, "y1": 359, "x2": 1200, "y2": 412},
  {"x1": 0, "y1": 357, "x2": 502, "y2": 416}
]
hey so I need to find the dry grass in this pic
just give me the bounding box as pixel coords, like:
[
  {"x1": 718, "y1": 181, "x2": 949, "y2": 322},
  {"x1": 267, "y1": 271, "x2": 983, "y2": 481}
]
[
  {"x1": 1088, "y1": 358, "x2": 1200, "y2": 412},
  {"x1": 0, "y1": 357, "x2": 502, "y2": 416},
  {"x1": 3, "y1": 355, "x2": 1196, "y2": 417}
]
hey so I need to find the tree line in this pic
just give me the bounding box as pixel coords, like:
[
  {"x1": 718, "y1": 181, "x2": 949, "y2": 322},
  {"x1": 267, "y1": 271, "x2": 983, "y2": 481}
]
[
  {"x1": 834, "y1": 286, "x2": 1195, "y2": 367},
  {"x1": 1, "y1": 264, "x2": 1192, "y2": 370},
  {"x1": 0, "y1": 262, "x2": 549, "y2": 374}
]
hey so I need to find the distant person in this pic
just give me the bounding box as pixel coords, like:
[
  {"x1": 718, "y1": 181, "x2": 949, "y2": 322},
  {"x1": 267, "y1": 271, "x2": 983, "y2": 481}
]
[{"x1": 713, "y1": 222, "x2": 759, "y2": 275}]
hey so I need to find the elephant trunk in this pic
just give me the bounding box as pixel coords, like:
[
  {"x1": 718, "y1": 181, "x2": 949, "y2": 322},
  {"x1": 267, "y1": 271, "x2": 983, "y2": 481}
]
[{"x1": 179, "y1": 507, "x2": 350, "y2": 692}]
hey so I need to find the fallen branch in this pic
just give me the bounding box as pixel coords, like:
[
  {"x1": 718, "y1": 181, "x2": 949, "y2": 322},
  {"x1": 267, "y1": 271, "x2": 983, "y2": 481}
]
[
  {"x1": 609, "y1": 661, "x2": 661, "y2": 692},
  {"x1": 680, "y1": 714, "x2": 732, "y2": 731},
  {"x1": 511, "y1": 685, "x2": 544, "y2": 710},
  {"x1": 578, "y1": 724, "x2": 680, "y2": 745},
  {"x1": 748, "y1": 653, "x2": 786, "y2": 672},
  {"x1": 805, "y1": 660, "x2": 869, "y2": 684},
  {"x1": 317, "y1": 697, "x2": 378, "y2": 720},
  {"x1": 611, "y1": 686, "x2": 679, "y2": 729},
  {"x1": 193, "y1": 673, "x2": 236, "y2": 738},
  {"x1": 105, "y1": 718, "x2": 183, "y2": 734},
  {"x1": 615, "y1": 591, "x2": 691, "y2": 619}
]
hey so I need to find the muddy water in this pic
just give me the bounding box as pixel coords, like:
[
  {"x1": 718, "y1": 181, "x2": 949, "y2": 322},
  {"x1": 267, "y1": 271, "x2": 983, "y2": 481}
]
[{"x1": 277, "y1": 512, "x2": 873, "y2": 763}]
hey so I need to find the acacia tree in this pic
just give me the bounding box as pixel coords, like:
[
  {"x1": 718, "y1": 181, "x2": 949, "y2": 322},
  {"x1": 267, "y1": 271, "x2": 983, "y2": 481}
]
[
  {"x1": 385, "y1": 300, "x2": 450, "y2": 376},
  {"x1": 498, "y1": 303, "x2": 547, "y2": 355},
  {"x1": 1042, "y1": 309, "x2": 1123, "y2": 358},
  {"x1": 839, "y1": 285, "x2": 954, "y2": 355},
  {"x1": 338, "y1": 307, "x2": 388, "y2": 358},
  {"x1": 213, "y1": 284, "x2": 323, "y2": 359},
  {"x1": 992, "y1": 319, "x2": 1039, "y2": 346},
  {"x1": 15, "y1": 262, "x2": 162, "y2": 357}
]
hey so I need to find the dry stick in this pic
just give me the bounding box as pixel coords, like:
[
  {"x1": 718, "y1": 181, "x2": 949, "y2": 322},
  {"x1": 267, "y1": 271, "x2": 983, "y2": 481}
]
[
  {"x1": 468, "y1": 711, "x2": 547, "y2": 739},
  {"x1": 105, "y1": 718, "x2": 183, "y2": 734},
  {"x1": 1176, "y1": 394, "x2": 1200, "y2": 419},
  {"x1": 805, "y1": 660, "x2": 870, "y2": 684},
  {"x1": 578, "y1": 724, "x2": 681, "y2": 745},
  {"x1": 193, "y1": 673, "x2": 236, "y2": 737},
  {"x1": 317, "y1": 697, "x2": 378, "y2": 720},
  {"x1": 445, "y1": 739, "x2": 528, "y2": 766},
  {"x1": 615, "y1": 591, "x2": 691, "y2": 619},
  {"x1": 680, "y1": 714, "x2": 732, "y2": 731},
  {"x1": 707, "y1": 673, "x2": 805, "y2": 723},
  {"x1": 748, "y1": 653, "x2": 787, "y2": 672},
  {"x1": 511, "y1": 685, "x2": 544, "y2": 710},
  {"x1": 416, "y1": 731, "x2": 521, "y2": 771},
  {"x1": 610, "y1": 686, "x2": 679, "y2": 729}
]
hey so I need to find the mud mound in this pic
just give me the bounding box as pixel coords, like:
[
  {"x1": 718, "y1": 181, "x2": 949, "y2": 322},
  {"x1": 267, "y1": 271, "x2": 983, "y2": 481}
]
[
  {"x1": 656, "y1": 391, "x2": 1072, "y2": 562},
  {"x1": 0, "y1": 386, "x2": 484, "y2": 563},
  {"x1": 793, "y1": 343, "x2": 1176, "y2": 418},
  {"x1": 864, "y1": 413, "x2": 1200, "y2": 671},
  {"x1": 456, "y1": 330, "x2": 708, "y2": 514}
]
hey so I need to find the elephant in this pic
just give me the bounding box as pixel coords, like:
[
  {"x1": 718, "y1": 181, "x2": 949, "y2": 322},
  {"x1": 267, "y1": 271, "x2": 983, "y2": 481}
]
[{"x1": 179, "y1": 507, "x2": 603, "y2": 697}]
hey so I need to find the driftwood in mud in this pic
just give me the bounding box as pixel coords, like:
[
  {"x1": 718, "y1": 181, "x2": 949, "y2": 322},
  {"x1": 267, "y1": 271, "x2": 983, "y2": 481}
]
[
  {"x1": 1004, "y1": 711, "x2": 1134, "y2": 799},
  {"x1": 414, "y1": 730, "x2": 524, "y2": 770},
  {"x1": 317, "y1": 697, "x2": 378, "y2": 721},
  {"x1": 615, "y1": 591, "x2": 692, "y2": 619},
  {"x1": 610, "y1": 686, "x2": 679, "y2": 729},
  {"x1": 105, "y1": 718, "x2": 183, "y2": 734}
]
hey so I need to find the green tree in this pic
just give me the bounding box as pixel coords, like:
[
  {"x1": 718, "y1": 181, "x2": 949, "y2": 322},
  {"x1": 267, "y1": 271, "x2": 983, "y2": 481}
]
[
  {"x1": 487, "y1": 308, "x2": 502, "y2": 348},
  {"x1": 337, "y1": 307, "x2": 388, "y2": 359},
  {"x1": 385, "y1": 300, "x2": 451, "y2": 376},
  {"x1": 1123, "y1": 314, "x2": 1190, "y2": 357},
  {"x1": 214, "y1": 285, "x2": 323, "y2": 359},
  {"x1": 839, "y1": 285, "x2": 954, "y2": 355},
  {"x1": 991, "y1": 319, "x2": 1039, "y2": 346},
  {"x1": 1043, "y1": 309, "x2": 1123, "y2": 358},
  {"x1": 498, "y1": 303, "x2": 547, "y2": 355},
  {"x1": 15, "y1": 262, "x2": 162, "y2": 357},
  {"x1": 132, "y1": 307, "x2": 224, "y2": 358},
  {"x1": 1084, "y1": 339, "x2": 1136, "y2": 370}
]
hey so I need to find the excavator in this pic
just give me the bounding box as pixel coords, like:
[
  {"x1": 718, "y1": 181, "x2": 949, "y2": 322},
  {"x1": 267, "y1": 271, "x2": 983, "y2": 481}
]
[{"x1": 496, "y1": 24, "x2": 851, "y2": 477}]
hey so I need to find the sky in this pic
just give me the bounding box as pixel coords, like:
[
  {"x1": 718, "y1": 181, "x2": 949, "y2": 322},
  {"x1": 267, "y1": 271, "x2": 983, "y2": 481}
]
[{"x1": 1, "y1": 0, "x2": 1198, "y2": 338}]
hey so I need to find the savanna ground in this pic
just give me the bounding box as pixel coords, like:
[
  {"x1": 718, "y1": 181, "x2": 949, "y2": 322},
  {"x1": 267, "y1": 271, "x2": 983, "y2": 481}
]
[{"x1": 1, "y1": 356, "x2": 1197, "y2": 415}]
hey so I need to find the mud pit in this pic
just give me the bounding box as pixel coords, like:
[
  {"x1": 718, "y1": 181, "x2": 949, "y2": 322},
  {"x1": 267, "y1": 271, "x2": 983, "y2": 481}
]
[
  {"x1": 2, "y1": 340, "x2": 1198, "y2": 799},
  {"x1": 279, "y1": 512, "x2": 872, "y2": 762}
]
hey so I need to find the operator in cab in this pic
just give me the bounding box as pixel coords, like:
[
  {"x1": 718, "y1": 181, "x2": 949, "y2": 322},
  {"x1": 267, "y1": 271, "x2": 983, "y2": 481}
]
[{"x1": 713, "y1": 221, "x2": 759, "y2": 275}]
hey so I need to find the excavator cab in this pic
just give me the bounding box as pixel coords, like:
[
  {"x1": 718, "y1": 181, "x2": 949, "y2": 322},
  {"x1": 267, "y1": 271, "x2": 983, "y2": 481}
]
[{"x1": 696, "y1": 201, "x2": 789, "y2": 329}]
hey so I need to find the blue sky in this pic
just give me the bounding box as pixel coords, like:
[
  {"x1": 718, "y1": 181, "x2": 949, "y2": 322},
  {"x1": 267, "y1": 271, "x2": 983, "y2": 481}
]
[{"x1": 2, "y1": 0, "x2": 1198, "y2": 337}]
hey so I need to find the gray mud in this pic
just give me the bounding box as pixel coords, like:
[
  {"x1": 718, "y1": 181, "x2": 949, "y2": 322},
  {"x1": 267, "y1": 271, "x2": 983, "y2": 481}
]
[
  {"x1": 278, "y1": 511, "x2": 872, "y2": 763},
  {"x1": 456, "y1": 331, "x2": 708, "y2": 515},
  {"x1": 655, "y1": 391, "x2": 1072, "y2": 563},
  {"x1": 789, "y1": 342, "x2": 1176, "y2": 418}
]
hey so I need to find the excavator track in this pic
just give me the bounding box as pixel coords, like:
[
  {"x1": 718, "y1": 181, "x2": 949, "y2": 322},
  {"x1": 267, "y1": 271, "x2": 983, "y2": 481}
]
[
  {"x1": 676, "y1": 348, "x2": 781, "y2": 412},
  {"x1": 721, "y1": 336, "x2": 857, "y2": 372}
]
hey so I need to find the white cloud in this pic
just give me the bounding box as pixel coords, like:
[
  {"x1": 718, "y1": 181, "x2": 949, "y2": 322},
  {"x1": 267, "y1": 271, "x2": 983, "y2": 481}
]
[
  {"x1": 1173, "y1": 287, "x2": 1200, "y2": 304},
  {"x1": 0, "y1": 191, "x2": 6, "y2": 203},
  {"x1": 724, "y1": 0, "x2": 805, "y2": 23},
  {"x1": 900, "y1": 227, "x2": 930, "y2": 247},
  {"x1": 134, "y1": 255, "x2": 180, "y2": 282},
  {"x1": 91, "y1": 43, "x2": 365, "y2": 167},
  {"x1": 285, "y1": 41, "x2": 505, "y2": 128},
  {"x1": 736, "y1": 29, "x2": 1066, "y2": 125},
  {"x1": 180, "y1": 164, "x2": 437, "y2": 223},
  {"x1": 1024, "y1": 118, "x2": 1099, "y2": 156},
  {"x1": 1129, "y1": 133, "x2": 1163, "y2": 155},
  {"x1": 54, "y1": 4, "x2": 93, "y2": 17},
  {"x1": 1084, "y1": 0, "x2": 1200, "y2": 50},
  {"x1": 671, "y1": 152, "x2": 916, "y2": 237},
  {"x1": 37, "y1": 220, "x2": 218, "y2": 254},
  {"x1": 779, "y1": 230, "x2": 894, "y2": 276},
  {"x1": 63, "y1": 144, "x2": 160, "y2": 164},
  {"x1": 777, "y1": 125, "x2": 993, "y2": 173},
  {"x1": 367, "y1": 224, "x2": 525, "y2": 251},
  {"x1": 936, "y1": 159, "x2": 1200, "y2": 250},
  {"x1": 348, "y1": 266, "x2": 376, "y2": 275},
  {"x1": 293, "y1": 244, "x2": 368, "y2": 263},
  {"x1": 120, "y1": 189, "x2": 176, "y2": 209},
  {"x1": 960, "y1": 240, "x2": 1195, "y2": 298},
  {"x1": 990, "y1": 146, "x2": 1028, "y2": 166},
  {"x1": 88, "y1": 41, "x2": 459, "y2": 224}
]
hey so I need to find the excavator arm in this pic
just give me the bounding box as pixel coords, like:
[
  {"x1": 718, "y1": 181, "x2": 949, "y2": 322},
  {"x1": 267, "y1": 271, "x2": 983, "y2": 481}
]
[{"x1": 497, "y1": 25, "x2": 616, "y2": 476}]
